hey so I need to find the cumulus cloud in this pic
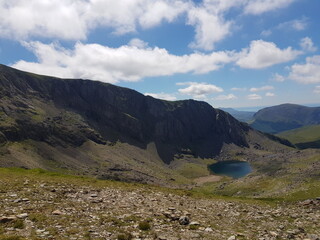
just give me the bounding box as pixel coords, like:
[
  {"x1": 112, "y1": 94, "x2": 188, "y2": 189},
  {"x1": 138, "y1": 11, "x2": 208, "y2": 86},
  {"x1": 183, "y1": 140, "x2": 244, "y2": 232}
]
[
  {"x1": 314, "y1": 86, "x2": 320, "y2": 94},
  {"x1": 265, "y1": 92, "x2": 275, "y2": 97},
  {"x1": 271, "y1": 73, "x2": 286, "y2": 82},
  {"x1": 215, "y1": 94, "x2": 237, "y2": 100},
  {"x1": 128, "y1": 38, "x2": 149, "y2": 49},
  {"x1": 187, "y1": 6, "x2": 232, "y2": 51},
  {"x1": 0, "y1": 0, "x2": 189, "y2": 40},
  {"x1": 277, "y1": 17, "x2": 308, "y2": 31},
  {"x1": 0, "y1": 0, "x2": 298, "y2": 51},
  {"x1": 300, "y1": 37, "x2": 317, "y2": 52},
  {"x1": 177, "y1": 82, "x2": 223, "y2": 99},
  {"x1": 231, "y1": 87, "x2": 247, "y2": 91},
  {"x1": 288, "y1": 55, "x2": 320, "y2": 84},
  {"x1": 236, "y1": 40, "x2": 301, "y2": 69},
  {"x1": 260, "y1": 30, "x2": 272, "y2": 37},
  {"x1": 250, "y1": 85, "x2": 274, "y2": 92},
  {"x1": 244, "y1": 0, "x2": 296, "y2": 15},
  {"x1": 144, "y1": 92, "x2": 177, "y2": 101},
  {"x1": 12, "y1": 41, "x2": 234, "y2": 83},
  {"x1": 247, "y1": 94, "x2": 262, "y2": 100}
]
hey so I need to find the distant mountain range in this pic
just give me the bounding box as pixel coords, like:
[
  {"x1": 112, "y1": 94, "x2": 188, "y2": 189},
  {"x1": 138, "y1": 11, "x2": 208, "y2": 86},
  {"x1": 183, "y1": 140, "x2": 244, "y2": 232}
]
[
  {"x1": 250, "y1": 103, "x2": 320, "y2": 134},
  {"x1": 0, "y1": 64, "x2": 294, "y2": 184},
  {"x1": 220, "y1": 108, "x2": 255, "y2": 122}
]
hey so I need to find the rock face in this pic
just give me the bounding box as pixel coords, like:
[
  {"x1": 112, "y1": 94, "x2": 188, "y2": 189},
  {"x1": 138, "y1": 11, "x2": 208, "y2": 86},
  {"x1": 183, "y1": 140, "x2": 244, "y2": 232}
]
[{"x1": 0, "y1": 64, "x2": 249, "y2": 163}]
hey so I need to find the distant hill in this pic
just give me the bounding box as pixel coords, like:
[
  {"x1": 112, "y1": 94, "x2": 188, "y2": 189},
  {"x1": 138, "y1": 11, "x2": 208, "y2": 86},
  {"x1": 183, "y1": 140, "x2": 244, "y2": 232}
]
[
  {"x1": 220, "y1": 108, "x2": 255, "y2": 122},
  {"x1": 250, "y1": 104, "x2": 320, "y2": 133},
  {"x1": 277, "y1": 125, "x2": 320, "y2": 149}
]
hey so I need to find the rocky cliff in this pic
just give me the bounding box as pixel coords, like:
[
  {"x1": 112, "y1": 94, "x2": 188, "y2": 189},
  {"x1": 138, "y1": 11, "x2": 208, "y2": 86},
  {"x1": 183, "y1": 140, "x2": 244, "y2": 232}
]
[{"x1": 0, "y1": 64, "x2": 249, "y2": 163}]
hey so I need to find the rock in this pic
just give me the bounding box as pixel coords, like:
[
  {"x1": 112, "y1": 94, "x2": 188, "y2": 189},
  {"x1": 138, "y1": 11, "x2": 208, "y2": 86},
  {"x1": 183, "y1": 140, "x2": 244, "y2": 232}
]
[
  {"x1": 228, "y1": 236, "x2": 236, "y2": 240},
  {"x1": 52, "y1": 210, "x2": 64, "y2": 215},
  {"x1": 189, "y1": 221, "x2": 200, "y2": 226},
  {"x1": 16, "y1": 213, "x2": 28, "y2": 219},
  {"x1": 179, "y1": 216, "x2": 190, "y2": 225},
  {"x1": 269, "y1": 231, "x2": 278, "y2": 237},
  {"x1": 204, "y1": 227, "x2": 213, "y2": 232},
  {"x1": 0, "y1": 216, "x2": 17, "y2": 223}
]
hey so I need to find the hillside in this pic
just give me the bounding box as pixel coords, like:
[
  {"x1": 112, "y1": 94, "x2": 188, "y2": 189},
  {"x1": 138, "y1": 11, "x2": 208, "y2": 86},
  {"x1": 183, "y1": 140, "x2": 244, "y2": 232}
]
[
  {"x1": 250, "y1": 104, "x2": 320, "y2": 133},
  {"x1": 0, "y1": 64, "x2": 319, "y2": 197},
  {"x1": 278, "y1": 125, "x2": 320, "y2": 149},
  {"x1": 220, "y1": 108, "x2": 255, "y2": 122},
  {"x1": 0, "y1": 64, "x2": 252, "y2": 185},
  {"x1": 0, "y1": 168, "x2": 319, "y2": 240}
]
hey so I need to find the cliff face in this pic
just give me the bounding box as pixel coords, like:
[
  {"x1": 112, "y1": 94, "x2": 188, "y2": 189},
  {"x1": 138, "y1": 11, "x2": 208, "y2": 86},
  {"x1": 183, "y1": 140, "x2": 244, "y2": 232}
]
[{"x1": 0, "y1": 64, "x2": 249, "y2": 163}]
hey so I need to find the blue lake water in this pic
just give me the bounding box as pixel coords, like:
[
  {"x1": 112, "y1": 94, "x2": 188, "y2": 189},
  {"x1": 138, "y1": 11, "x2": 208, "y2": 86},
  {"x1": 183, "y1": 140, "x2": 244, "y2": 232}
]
[{"x1": 209, "y1": 161, "x2": 252, "y2": 179}]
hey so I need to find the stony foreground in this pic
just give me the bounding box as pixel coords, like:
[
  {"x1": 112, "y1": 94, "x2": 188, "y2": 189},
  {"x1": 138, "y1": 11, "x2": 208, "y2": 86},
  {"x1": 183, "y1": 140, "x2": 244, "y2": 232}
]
[{"x1": 0, "y1": 171, "x2": 319, "y2": 240}]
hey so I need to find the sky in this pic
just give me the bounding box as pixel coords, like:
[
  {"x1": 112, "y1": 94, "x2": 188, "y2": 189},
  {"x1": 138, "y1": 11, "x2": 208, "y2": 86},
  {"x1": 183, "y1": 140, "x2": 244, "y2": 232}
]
[{"x1": 0, "y1": 0, "x2": 319, "y2": 109}]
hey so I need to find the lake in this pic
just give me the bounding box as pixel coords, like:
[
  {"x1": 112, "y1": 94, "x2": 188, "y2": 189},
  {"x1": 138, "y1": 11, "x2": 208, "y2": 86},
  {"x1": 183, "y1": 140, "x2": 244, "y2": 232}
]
[{"x1": 209, "y1": 160, "x2": 252, "y2": 179}]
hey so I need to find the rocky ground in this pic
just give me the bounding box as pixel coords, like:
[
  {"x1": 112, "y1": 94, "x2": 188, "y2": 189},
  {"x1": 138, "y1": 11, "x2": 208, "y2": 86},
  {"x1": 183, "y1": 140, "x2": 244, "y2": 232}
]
[{"x1": 0, "y1": 170, "x2": 319, "y2": 240}]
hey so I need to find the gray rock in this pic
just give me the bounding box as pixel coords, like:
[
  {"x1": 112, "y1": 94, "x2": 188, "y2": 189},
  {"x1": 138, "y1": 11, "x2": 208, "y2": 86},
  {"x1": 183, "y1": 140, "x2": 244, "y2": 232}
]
[{"x1": 179, "y1": 216, "x2": 190, "y2": 225}]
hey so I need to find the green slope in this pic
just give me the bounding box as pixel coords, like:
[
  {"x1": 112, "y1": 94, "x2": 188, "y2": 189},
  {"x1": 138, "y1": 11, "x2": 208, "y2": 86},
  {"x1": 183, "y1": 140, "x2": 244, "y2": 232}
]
[{"x1": 277, "y1": 125, "x2": 320, "y2": 149}]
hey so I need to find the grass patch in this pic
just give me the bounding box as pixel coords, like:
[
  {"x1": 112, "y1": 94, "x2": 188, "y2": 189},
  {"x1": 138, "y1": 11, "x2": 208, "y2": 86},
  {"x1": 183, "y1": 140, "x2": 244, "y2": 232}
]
[
  {"x1": 0, "y1": 236, "x2": 25, "y2": 240},
  {"x1": 277, "y1": 125, "x2": 320, "y2": 144},
  {"x1": 117, "y1": 233, "x2": 133, "y2": 240},
  {"x1": 138, "y1": 221, "x2": 151, "y2": 231},
  {"x1": 176, "y1": 163, "x2": 210, "y2": 179}
]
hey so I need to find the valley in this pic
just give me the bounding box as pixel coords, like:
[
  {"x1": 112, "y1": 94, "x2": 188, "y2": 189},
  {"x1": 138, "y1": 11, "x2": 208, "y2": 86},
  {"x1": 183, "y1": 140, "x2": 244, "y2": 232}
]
[{"x1": 0, "y1": 65, "x2": 319, "y2": 239}]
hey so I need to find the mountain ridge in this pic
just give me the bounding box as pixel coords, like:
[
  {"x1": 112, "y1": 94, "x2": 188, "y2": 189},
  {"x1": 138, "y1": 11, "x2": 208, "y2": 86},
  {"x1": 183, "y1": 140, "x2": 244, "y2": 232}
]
[
  {"x1": 0, "y1": 64, "x2": 296, "y2": 185},
  {"x1": 250, "y1": 103, "x2": 320, "y2": 133}
]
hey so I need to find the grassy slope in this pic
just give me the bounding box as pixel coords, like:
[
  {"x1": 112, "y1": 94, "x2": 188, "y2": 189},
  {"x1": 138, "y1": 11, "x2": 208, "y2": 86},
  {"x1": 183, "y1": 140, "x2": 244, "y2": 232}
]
[{"x1": 277, "y1": 125, "x2": 320, "y2": 144}]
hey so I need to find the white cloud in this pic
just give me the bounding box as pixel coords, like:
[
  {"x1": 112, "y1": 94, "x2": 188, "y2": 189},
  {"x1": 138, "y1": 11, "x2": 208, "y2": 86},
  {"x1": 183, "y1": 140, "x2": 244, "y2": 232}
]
[
  {"x1": 314, "y1": 86, "x2": 320, "y2": 94},
  {"x1": 277, "y1": 17, "x2": 308, "y2": 31},
  {"x1": 0, "y1": 0, "x2": 189, "y2": 40},
  {"x1": 288, "y1": 55, "x2": 320, "y2": 84},
  {"x1": 215, "y1": 94, "x2": 237, "y2": 100},
  {"x1": 300, "y1": 37, "x2": 317, "y2": 52},
  {"x1": 178, "y1": 82, "x2": 223, "y2": 99},
  {"x1": 250, "y1": 85, "x2": 274, "y2": 92},
  {"x1": 271, "y1": 73, "x2": 286, "y2": 82},
  {"x1": 231, "y1": 87, "x2": 247, "y2": 91},
  {"x1": 0, "y1": 0, "x2": 298, "y2": 52},
  {"x1": 236, "y1": 40, "x2": 301, "y2": 69},
  {"x1": 187, "y1": 7, "x2": 232, "y2": 51},
  {"x1": 128, "y1": 38, "x2": 149, "y2": 49},
  {"x1": 244, "y1": 0, "x2": 296, "y2": 15},
  {"x1": 12, "y1": 41, "x2": 234, "y2": 83},
  {"x1": 247, "y1": 94, "x2": 262, "y2": 100},
  {"x1": 260, "y1": 30, "x2": 272, "y2": 37},
  {"x1": 265, "y1": 92, "x2": 275, "y2": 97},
  {"x1": 138, "y1": 0, "x2": 188, "y2": 29},
  {"x1": 145, "y1": 92, "x2": 177, "y2": 101}
]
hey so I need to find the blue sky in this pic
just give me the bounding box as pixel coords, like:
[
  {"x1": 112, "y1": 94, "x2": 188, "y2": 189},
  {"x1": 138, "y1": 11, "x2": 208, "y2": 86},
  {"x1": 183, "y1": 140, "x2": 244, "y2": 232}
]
[{"x1": 0, "y1": 0, "x2": 319, "y2": 109}]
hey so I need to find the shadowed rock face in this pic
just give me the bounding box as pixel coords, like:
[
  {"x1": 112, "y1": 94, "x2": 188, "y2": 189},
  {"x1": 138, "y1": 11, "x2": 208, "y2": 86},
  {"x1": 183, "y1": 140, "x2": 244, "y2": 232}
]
[{"x1": 0, "y1": 64, "x2": 249, "y2": 163}]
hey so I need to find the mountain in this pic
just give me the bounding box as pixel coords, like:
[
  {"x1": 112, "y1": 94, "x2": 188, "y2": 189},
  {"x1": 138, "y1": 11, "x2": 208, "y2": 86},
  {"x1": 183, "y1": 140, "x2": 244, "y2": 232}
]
[
  {"x1": 220, "y1": 108, "x2": 255, "y2": 122},
  {"x1": 0, "y1": 64, "x2": 295, "y2": 185},
  {"x1": 250, "y1": 103, "x2": 320, "y2": 134},
  {"x1": 277, "y1": 125, "x2": 320, "y2": 149}
]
